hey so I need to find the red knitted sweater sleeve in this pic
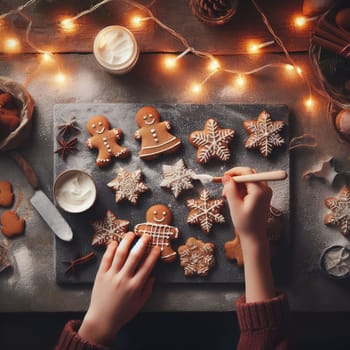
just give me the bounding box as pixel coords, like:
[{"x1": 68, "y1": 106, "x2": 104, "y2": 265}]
[
  {"x1": 236, "y1": 293, "x2": 291, "y2": 350},
  {"x1": 55, "y1": 320, "x2": 112, "y2": 350}
]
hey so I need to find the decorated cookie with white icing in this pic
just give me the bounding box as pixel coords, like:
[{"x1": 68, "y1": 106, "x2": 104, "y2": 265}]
[
  {"x1": 134, "y1": 204, "x2": 179, "y2": 262},
  {"x1": 134, "y1": 106, "x2": 181, "y2": 160},
  {"x1": 86, "y1": 115, "x2": 129, "y2": 167},
  {"x1": 244, "y1": 111, "x2": 285, "y2": 157},
  {"x1": 178, "y1": 237, "x2": 215, "y2": 277},
  {"x1": 91, "y1": 210, "x2": 130, "y2": 247},
  {"x1": 324, "y1": 186, "x2": 350, "y2": 237},
  {"x1": 160, "y1": 159, "x2": 196, "y2": 198},
  {"x1": 189, "y1": 118, "x2": 235, "y2": 164},
  {"x1": 187, "y1": 189, "x2": 225, "y2": 234},
  {"x1": 107, "y1": 168, "x2": 149, "y2": 205}
]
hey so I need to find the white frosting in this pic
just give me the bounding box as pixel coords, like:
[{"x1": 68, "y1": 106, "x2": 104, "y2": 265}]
[
  {"x1": 323, "y1": 246, "x2": 350, "y2": 277},
  {"x1": 55, "y1": 172, "x2": 96, "y2": 213},
  {"x1": 96, "y1": 27, "x2": 135, "y2": 66}
]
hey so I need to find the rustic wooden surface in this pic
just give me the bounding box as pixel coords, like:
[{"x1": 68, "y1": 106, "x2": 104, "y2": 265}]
[{"x1": 1, "y1": 0, "x2": 309, "y2": 54}]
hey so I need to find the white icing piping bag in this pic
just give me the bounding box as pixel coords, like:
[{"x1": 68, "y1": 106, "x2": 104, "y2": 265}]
[{"x1": 194, "y1": 170, "x2": 288, "y2": 184}]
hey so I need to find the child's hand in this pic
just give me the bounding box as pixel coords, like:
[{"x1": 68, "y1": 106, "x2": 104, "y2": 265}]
[
  {"x1": 78, "y1": 232, "x2": 160, "y2": 346},
  {"x1": 222, "y1": 167, "x2": 275, "y2": 302},
  {"x1": 222, "y1": 167, "x2": 272, "y2": 245}
]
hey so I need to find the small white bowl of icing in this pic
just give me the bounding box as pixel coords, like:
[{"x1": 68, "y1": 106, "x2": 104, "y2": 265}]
[{"x1": 54, "y1": 170, "x2": 97, "y2": 213}]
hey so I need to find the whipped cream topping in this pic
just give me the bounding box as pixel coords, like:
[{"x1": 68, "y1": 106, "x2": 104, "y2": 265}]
[
  {"x1": 55, "y1": 171, "x2": 96, "y2": 213},
  {"x1": 95, "y1": 26, "x2": 136, "y2": 67}
]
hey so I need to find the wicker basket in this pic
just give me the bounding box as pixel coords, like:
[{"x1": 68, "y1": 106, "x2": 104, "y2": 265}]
[
  {"x1": 0, "y1": 77, "x2": 34, "y2": 152},
  {"x1": 309, "y1": 1, "x2": 350, "y2": 109}
]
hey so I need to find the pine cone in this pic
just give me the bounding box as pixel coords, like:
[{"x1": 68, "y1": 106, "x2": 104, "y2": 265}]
[{"x1": 198, "y1": 0, "x2": 233, "y2": 18}]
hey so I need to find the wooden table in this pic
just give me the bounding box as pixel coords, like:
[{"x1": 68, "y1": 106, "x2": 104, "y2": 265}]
[{"x1": 1, "y1": 0, "x2": 350, "y2": 312}]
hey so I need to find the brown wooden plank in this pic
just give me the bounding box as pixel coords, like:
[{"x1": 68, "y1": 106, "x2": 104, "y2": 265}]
[{"x1": 0, "y1": 0, "x2": 309, "y2": 54}]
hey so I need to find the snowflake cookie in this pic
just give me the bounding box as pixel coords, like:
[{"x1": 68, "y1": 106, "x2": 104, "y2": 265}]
[
  {"x1": 107, "y1": 168, "x2": 149, "y2": 205},
  {"x1": 187, "y1": 189, "x2": 225, "y2": 234},
  {"x1": 160, "y1": 159, "x2": 196, "y2": 198},
  {"x1": 178, "y1": 237, "x2": 215, "y2": 277},
  {"x1": 244, "y1": 110, "x2": 285, "y2": 157},
  {"x1": 91, "y1": 210, "x2": 130, "y2": 247},
  {"x1": 189, "y1": 118, "x2": 235, "y2": 164},
  {"x1": 134, "y1": 204, "x2": 180, "y2": 263},
  {"x1": 324, "y1": 186, "x2": 350, "y2": 237}
]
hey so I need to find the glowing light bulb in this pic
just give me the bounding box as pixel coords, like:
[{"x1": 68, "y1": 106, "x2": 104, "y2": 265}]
[
  {"x1": 55, "y1": 72, "x2": 66, "y2": 84},
  {"x1": 132, "y1": 16, "x2": 142, "y2": 26},
  {"x1": 61, "y1": 18, "x2": 75, "y2": 32},
  {"x1": 285, "y1": 64, "x2": 302, "y2": 75},
  {"x1": 208, "y1": 59, "x2": 220, "y2": 72},
  {"x1": 247, "y1": 40, "x2": 274, "y2": 54},
  {"x1": 305, "y1": 97, "x2": 314, "y2": 109},
  {"x1": 294, "y1": 15, "x2": 317, "y2": 29},
  {"x1": 42, "y1": 52, "x2": 53, "y2": 62},
  {"x1": 4, "y1": 38, "x2": 19, "y2": 53},
  {"x1": 235, "y1": 74, "x2": 246, "y2": 88},
  {"x1": 192, "y1": 83, "x2": 202, "y2": 94},
  {"x1": 248, "y1": 43, "x2": 260, "y2": 54},
  {"x1": 294, "y1": 16, "x2": 306, "y2": 28},
  {"x1": 164, "y1": 56, "x2": 177, "y2": 69}
]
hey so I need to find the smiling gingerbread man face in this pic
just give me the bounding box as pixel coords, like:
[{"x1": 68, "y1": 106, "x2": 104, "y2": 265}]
[
  {"x1": 87, "y1": 115, "x2": 111, "y2": 136},
  {"x1": 136, "y1": 106, "x2": 161, "y2": 128},
  {"x1": 146, "y1": 204, "x2": 172, "y2": 225}
]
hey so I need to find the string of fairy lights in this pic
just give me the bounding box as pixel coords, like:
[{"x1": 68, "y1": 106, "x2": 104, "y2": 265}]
[{"x1": 0, "y1": 0, "x2": 316, "y2": 109}]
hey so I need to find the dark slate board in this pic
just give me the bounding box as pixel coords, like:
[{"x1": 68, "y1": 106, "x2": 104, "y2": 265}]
[{"x1": 54, "y1": 103, "x2": 289, "y2": 284}]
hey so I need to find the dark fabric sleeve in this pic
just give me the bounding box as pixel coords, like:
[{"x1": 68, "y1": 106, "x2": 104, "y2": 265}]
[
  {"x1": 54, "y1": 320, "x2": 112, "y2": 350},
  {"x1": 236, "y1": 293, "x2": 291, "y2": 350}
]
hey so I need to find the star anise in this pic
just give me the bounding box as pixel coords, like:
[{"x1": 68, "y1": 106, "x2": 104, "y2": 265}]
[
  {"x1": 54, "y1": 136, "x2": 78, "y2": 160},
  {"x1": 57, "y1": 116, "x2": 80, "y2": 139}
]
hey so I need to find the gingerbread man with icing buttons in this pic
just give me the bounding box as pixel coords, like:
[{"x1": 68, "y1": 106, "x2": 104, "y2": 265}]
[
  {"x1": 134, "y1": 204, "x2": 179, "y2": 263},
  {"x1": 134, "y1": 106, "x2": 181, "y2": 160},
  {"x1": 86, "y1": 115, "x2": 129, "y2": 167}
]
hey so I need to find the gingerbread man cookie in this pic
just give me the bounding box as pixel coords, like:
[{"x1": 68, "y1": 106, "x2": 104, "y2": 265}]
[
  {"x1": 0, "y1": 211, "x2": 25, "y2": 238},
  {"x1": 134, "y1": 106, "x2": 181, "y2": 160},
  {"x1": 0, "y1": 181, "x2": 14, "y2": 207},
  {"x1": 86, "y1": 115, "x2": 129, "y2": 167},
  {"x1": 134, "y1": 204, "x2": 179, "y2": 262}
]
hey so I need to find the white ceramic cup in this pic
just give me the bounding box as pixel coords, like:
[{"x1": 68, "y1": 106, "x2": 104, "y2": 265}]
[{"x1": 93, "y1": 25, "x2": 139, "y2": 74}]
